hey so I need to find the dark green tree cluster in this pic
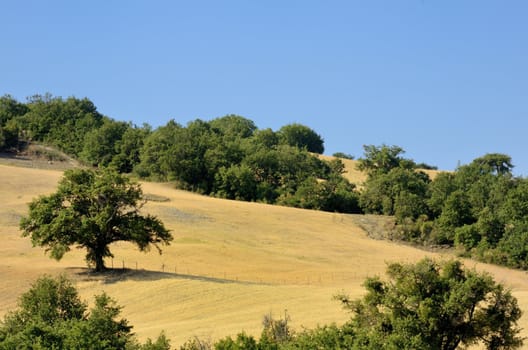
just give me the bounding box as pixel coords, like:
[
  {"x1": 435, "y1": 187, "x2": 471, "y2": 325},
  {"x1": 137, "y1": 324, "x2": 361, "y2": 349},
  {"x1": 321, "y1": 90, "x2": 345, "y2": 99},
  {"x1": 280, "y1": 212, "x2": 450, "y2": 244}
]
[
  {"x1": 358, "y1": 145, "x2": 528, "y2": 270},
  {"x1": 0, "y1": 275, "x2": 170, "y2": 350},
  {"x1": 0, "y1": 95, "x2": 28, "y2": 150},
  {"x1": 2, "y1": 94, "x2": 357, "y2": 213},
  {"x1": 133, "y1": 116, "x2": 342, "y2": 210},
  {"x1": 357, "y1": 144, "x2": 431, "y2": 221},
  {"x1": 426, "y1": 153, "x2": 528, "y2": 268},
  {"x1": 335, "y1": 258, "x2": 522, "y2": 350}
]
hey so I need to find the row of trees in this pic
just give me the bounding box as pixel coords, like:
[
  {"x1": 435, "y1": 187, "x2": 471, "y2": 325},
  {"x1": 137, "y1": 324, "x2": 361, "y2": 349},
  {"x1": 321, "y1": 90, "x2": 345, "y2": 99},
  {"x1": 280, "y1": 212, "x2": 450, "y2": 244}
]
[
  {"x1": 1, "y1": 259, "x2": 522, "y2": 349},
  {"x1": 0, "y1": 94, "x2": 360, "y2": 213},
  {"x1": 357, "y1": 145, "x2": 528, "y2": 269}
]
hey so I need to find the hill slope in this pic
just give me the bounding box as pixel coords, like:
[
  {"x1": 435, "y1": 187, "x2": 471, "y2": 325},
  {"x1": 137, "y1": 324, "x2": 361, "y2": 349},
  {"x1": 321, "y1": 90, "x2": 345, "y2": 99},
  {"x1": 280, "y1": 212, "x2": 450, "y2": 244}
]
[{"x1": 1, "y1": 164, "x2": 527, "y2": 346}]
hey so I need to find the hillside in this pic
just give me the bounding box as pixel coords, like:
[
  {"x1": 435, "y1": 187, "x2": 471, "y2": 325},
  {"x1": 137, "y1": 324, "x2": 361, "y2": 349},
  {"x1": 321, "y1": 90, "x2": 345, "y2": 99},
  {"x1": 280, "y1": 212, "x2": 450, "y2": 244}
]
[
  {"x1": 318, "y1": 154, "x2": 442, "y2": 186},
  {"x1": 1, "y1": 164, "x2": 527, "y2": 346}
]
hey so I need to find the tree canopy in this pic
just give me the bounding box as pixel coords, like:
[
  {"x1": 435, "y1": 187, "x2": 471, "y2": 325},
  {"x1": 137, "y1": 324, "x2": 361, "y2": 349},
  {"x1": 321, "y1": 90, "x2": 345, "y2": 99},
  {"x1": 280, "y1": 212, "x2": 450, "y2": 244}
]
[
  {"x1": 336, "y1": 258, "x2": 523, "y2": 350},
  {"x1": 277, "y1": 123, "x2": 324, "y2": 154},
  {"x1": 20, "y1": 169, "x2": 172, "y2": 272},
  {"x1": 0, "y1": 275, "x2": 170, "y2": 349}
]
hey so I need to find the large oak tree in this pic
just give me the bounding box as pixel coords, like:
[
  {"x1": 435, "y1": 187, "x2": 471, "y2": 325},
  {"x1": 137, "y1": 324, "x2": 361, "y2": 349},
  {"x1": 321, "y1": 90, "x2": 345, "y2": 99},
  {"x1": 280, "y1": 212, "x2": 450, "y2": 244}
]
[{"x1": 20, "y1": 169, "x2": 172, "y2": 272}]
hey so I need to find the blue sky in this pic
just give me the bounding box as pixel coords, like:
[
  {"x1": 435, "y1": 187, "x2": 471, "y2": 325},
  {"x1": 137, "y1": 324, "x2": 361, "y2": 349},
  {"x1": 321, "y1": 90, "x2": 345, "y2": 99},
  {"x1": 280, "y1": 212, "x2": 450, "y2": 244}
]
[{"x1": 2, "y1": 1, "x2": 527, "y2": 175}]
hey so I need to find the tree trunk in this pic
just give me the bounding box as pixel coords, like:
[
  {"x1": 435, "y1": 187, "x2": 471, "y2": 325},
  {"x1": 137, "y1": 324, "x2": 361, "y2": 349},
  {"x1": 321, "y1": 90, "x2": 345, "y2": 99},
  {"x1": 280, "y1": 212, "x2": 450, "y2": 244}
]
[{"x1": 94, "y1": 254, "x2": 106, "y2": 272}]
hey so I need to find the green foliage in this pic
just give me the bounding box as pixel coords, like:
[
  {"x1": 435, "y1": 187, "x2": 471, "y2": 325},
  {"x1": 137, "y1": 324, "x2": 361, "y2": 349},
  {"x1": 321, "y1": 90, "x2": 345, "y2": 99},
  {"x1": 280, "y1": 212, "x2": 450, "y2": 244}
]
[
  {"x1": 336, "y1": 258, "x2": 523, "y2": 350},
  {"x1": 133, "y1": 118, "x2": 352, "y2": 211},
  {"x1": 209, "y1": 114, "x2": 257, "y2": 139},
  {"x1": 279, "y1": 323, "x2": 355, "y2": 350},
  {"x1": 332, "y1": 152, "x2": 354, "y2": 160},
  {"x1": 280, "y1": 159, "x2": 360, "y2": 214},
  {"x1": 111, "y1": 124, "x2": 152, "y2": 173},
  {"x1": 427, "y1": 172, "x2": 457, "y2": 218},
  {"x1": 80, "y1": 119, "x2": 130, "y2": 167},
  {"x1": 473, "y1": 153, "x2": 514, "y2": 175},
  {"x1": 20, "y1": 169, "x2": 172, "y2": 271},
  {"x1": 251, "y1": 128, "x2": 279, "y2": 149},
  {"x1": 0, "y1": 95, "x2": 27, "y2": 150},
  {"x1": 215, "y1": 333, "x2": 259, "y2": 350},
  {"x1": 494, "y1": 222, "x2": 528, "y2": 269},
  {"x1": 0, "y1": 121, "x2": 20, "y2": 151},
  {"x1": 357, "y1": 144, "x2": 413, "y2": 176},
  {"x1": 20, "y1": 94, "x2": 104, "y2": 156},
  {"x1": 356, "y1": 147, "x2": 528, "y2": 271},
  {"x1": 359, "y1": 167, "x2": 430, "y2": 219},
  {"x1": 214, "y1": 164, "x2": 258, "y2": 201},
  {"x1": 277, "y1": 123, "x2": 324, "y2": 154},
  {"x1": 0, "y1": 93, "x2": 359, "y2": 215},
  {"x1": 0, "y1": 275, "x2": 138, "y2": 349},
  {"x1": 129, "y1": 332, "x2": 172, "y2": 350},
  {"x1": 135, "y1": 120, "x2": 183, "y2": 180}
]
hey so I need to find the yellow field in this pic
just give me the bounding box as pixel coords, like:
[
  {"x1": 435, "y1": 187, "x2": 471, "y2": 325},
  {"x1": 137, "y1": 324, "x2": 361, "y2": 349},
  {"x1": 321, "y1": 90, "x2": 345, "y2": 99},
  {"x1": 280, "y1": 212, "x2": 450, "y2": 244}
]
[
  {"x1": 318, "y1": 155, "x2": 442, "y2": 186},
  {"x1": 1, "y1": 164, "x2": 527, "y2": 347}
]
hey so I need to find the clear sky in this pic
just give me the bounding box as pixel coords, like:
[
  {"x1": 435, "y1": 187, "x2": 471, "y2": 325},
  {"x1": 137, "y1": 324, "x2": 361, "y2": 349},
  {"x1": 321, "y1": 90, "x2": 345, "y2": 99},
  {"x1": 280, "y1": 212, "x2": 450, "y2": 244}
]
[{"x1": 2, "y1": 1, "x2": 527, "y2": 175}]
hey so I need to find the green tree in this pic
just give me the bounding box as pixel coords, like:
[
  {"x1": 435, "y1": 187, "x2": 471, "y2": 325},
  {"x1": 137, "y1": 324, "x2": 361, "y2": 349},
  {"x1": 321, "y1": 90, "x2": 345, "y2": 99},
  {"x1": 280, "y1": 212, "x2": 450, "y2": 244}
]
[
  {"x1": 20, "y1": 169, "x2": 172, "y2": 272},
  {"x1": 135, "y1": 120, "x2": 183, "y2": 180},
  {"x1": 0, "y1": 275, "x2": 167, "y2": 349},
  {"x1": 20, "y1": 94, "x2": 104, "y2": 156},
  {"x1": 434, "y1": 190, "x2": 474, "y2": 244},
  {"x1": 80, "y1": 119, "x2": 129, "y2": 167},
  {"x1": 427, "y1": 172, "x2": 457, "y2": 218},
  {"x1": 473, "y1": 153, "x2": 514, "y2": 176},
  {"x1": 357, "y1": 144, "x2": 413, "y2": 176},
  {"x1": 208, "y1": 114, "x2": 257, "y2": 139},
  {"x1": 0, "y1": 94, "x2": 29, "y2": 125},
  {"x1": 282, "y1": 159, "x2": 360, "y2": 213},
  {"x1": 278, "y1": 123, "x2": 324, "y2": 154},
  {"x1": 214, "y1": 164, "x2": 258, "y2": 201},
  {"x1": 0, "y1": 95, "x2": 28, "y2": 150},
  {"x1": 0, "y1": 120, "x2": 20, "y2": 151},
  {"x1": 251, "y1": 128, "x2": 279, "y2": 149},
  {"x1": 110, "y1": 123, "x2": 152, "y2": 173},
  {"x1": 336, "y1": 258, "x2": 523, "y2": 350},
  {"x1": 359, "y1": 167, "x2": 430, "y2": 219}
]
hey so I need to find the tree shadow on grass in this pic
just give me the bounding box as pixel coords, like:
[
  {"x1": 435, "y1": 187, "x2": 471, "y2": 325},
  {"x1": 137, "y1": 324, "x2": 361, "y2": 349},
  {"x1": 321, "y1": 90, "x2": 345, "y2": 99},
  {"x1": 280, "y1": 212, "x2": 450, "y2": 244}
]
[{"x1": 66, "y1": 267, "x2": 267, "y2": 286}]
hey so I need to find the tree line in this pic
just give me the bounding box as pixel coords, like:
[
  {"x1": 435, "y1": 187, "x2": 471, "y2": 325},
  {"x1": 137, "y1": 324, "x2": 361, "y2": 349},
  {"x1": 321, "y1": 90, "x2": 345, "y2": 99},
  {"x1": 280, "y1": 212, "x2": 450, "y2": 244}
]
[
  {"x1": 0, "y1": 94, "x2": 359, "y2": 214},
  {"x1": 356, "y1": 145, "x2": 528, "y2": 270}
]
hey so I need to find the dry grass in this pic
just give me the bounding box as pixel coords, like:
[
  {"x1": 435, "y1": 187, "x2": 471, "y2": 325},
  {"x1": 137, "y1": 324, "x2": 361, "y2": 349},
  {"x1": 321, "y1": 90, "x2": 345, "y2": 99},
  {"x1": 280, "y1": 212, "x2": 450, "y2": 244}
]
[
  {"x1": 319, "y1": 154, "x2": 442, "y2": 186},
  {"x1": 1, "y1": 164, "x2": 527, "y2": 347}
]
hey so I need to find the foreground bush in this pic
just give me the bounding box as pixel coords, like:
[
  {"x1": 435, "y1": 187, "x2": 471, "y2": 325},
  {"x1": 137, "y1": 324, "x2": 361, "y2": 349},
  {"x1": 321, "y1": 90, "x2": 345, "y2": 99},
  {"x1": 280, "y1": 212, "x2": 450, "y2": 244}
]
[{"x1": 0, "y1": 275, "x2": 168, "y2": 350}]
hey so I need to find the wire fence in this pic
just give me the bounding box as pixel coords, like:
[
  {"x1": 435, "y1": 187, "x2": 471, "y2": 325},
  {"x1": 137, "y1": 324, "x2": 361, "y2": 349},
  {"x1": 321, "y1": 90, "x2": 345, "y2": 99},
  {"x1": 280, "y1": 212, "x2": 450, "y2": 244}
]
[{"x1": 107, "y1": 258, "x2": 369, "y2": 286}]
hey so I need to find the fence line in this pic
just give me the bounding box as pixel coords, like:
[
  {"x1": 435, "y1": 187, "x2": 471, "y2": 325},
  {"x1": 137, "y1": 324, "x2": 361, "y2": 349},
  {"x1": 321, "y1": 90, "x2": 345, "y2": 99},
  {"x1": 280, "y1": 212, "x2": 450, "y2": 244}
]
[{"x1": 107, "y1": 258, "x2": 366, "y2": 286}]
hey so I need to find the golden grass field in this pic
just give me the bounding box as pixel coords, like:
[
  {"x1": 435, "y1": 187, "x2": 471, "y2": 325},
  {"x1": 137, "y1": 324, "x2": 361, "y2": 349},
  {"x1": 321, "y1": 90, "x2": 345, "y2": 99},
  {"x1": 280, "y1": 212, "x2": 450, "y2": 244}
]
[{"x1": 1, "y1": 162, "x2": 527, "y2": 347}]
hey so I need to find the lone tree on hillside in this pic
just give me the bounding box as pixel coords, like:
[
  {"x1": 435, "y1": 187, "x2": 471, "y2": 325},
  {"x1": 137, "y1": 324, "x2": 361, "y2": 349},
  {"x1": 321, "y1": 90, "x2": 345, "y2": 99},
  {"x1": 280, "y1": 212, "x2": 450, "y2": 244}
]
[
  {"x1": 20, "y1": 169, "x2": 172, "y2": 272},
  {"x1": 337, "y1": 258, "x2": 523, "y2": 350}
]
